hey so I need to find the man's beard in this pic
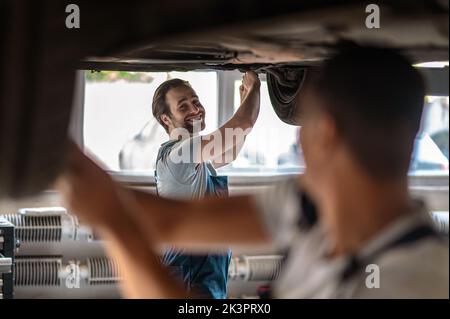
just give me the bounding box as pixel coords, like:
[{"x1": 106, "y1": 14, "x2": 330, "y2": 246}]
[
  {"x1": 169, "y1": 119, "x2": 205, "y2": 142},
  {"x1": 180, "y1": 117, "x2": 205, "y2": 134}
]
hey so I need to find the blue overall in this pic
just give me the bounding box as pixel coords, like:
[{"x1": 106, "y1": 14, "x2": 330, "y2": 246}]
[{"x1": 155, "y1": 141, "x2": 231, "y2": 299}]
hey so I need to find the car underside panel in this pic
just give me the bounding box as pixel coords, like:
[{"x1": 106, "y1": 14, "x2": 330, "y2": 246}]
[{"x1": 79, "y1": 0, "x2": 449, "y2": 72}]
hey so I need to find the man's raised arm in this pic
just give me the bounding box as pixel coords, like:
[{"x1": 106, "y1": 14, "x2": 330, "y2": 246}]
[{"x1": 186, "y1": 71, "x2": 261, "y2": 165}]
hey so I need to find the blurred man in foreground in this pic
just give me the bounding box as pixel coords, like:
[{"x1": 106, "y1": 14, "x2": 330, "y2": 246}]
[{"x1": 57, "y1": 46, "x2": 449, "y2": 298}]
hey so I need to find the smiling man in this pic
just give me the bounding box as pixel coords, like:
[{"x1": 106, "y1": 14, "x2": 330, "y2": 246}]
[{"x1": 150, "y1": 72, "x2": 260, "y2": 298}]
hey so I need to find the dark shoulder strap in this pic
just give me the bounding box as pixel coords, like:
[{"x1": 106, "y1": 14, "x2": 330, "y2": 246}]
[
  {"x1": 156, "y1": 140, "x2": 179, "y2": 164},
  {"x1": 341, "y1": 224, "x2": 441, "y2": 281},
  {"x1": 281, "y1": 190, "x2": 319, "y2": 270},
  {"x1": 154, "y1": 140, "x2": 178, "y2": 197},
  {"x1": 386, "y1": 224, "x2": 439, "y2": 249},
  {"x1": 297, "y1": 190, "x2": 319, "y2": 230}
]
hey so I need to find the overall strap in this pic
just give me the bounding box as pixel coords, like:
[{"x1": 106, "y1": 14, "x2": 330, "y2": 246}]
[
  {"x1": 341, "y1": 224, "x2": 440, "y2": 281},
  {"x1": 154, "y1": 140, "x2": 178, "y2": 197},
  {"x1": 280, "y1": 191, "x2": 319, "y2": 276},
  {"x1": 297, "y1": 190, "x2": 319, "y2": 230}
]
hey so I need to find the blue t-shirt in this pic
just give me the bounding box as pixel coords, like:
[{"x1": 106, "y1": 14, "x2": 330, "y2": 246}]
[{"x1": 155, "y1": 138, "x2": 231, "y2": 299}]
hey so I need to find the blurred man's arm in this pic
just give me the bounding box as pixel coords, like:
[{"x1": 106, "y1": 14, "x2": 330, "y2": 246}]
[
  {"x1": 57, "y1": 144, "x2": 271, "y2": 252},
  {"x1": 57, "y1": 145, "x2": 270, "y2": 298},
  {"x1": 97, "y1": 206, "x2": 189, "y2": 298},
  {"x1": 131, "y1": 189, "x2": 270, "y2": 250}
]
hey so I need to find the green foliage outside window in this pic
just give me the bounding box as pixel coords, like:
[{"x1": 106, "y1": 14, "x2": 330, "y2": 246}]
[{"x1": 86, "y1": 70, "x2": 154, "y2": 83}]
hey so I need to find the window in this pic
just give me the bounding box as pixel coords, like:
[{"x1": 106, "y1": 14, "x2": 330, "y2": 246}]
[
  {"x1": 221, "y1": 72, "x2": 449, "y2": 176},
  {"x1": 220, "y1": 78, "x2": 302, "y2": 174},
  {"x1": 83, "y1": 67, "x2": 448, "y2": 177},
  {"x1": 411, "y1": 61, "x2": 449, "y2": 175},
  {"x1": 412, "y1": 95, "x2": 449, "y2": 175},
  {"x1": 83, "y1": 70, "x2": 218, "y2": 172}
]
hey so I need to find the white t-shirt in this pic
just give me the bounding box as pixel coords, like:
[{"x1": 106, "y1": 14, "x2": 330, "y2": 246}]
[
  {"x1": 156, "y1": 136, "x2": 217, "y2": 200},
  {"x1": 252, "y1": 177, "x2": 449, "y2": 299}
]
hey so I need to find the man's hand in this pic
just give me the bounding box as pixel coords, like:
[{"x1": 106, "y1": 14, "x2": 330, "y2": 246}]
[
  {"x1": 242, "y1": 71, "x2": 260, "y2": 90},
  {"x1": 237, "y1": 71, "x2": 261, "y2": 127},
  {"x1": 239, "y1": 71, "x2": 261, "y2": 102},
  {"x1": 56, "y1": 143, "x2": 128, "y2": 229},
  {"x1": 56, "y1": 142, "x2": 190, "y2": 299}
]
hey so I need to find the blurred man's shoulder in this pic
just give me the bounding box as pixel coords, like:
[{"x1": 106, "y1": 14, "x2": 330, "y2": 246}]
[{"x1": 356, "y1": 237, "x2": 449, "y2": 298}]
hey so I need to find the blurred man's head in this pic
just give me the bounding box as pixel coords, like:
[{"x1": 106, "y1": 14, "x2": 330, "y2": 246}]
[
  {"x1": 299, "y1": 46, "x2": 425, "y2": 196},
  {"x1": 152, "y1": 79, "x2": 206, "y2": 134}
]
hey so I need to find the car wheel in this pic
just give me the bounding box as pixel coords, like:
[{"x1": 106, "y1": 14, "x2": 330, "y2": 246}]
[{"x1": 266, "y1": 67, "x2": 310, "y2": 125}]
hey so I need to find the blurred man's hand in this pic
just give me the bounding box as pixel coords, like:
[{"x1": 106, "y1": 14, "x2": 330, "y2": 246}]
[{"x1": 56, "y1": 143, "x2": 128, "y2": 229}]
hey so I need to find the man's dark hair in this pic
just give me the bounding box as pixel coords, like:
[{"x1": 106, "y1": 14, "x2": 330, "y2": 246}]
[
  {"x1": 152, "y1": 78, "x2": 191, "y2": 133},
  {"x1": 310, "y1": 45, "x2": 425, "y2": 178}
]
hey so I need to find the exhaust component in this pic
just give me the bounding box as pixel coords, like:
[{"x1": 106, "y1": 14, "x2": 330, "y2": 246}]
[
  {"x1": 14, "y1": 256, "x2": 121, "y2": 298},
  {"x1": 3, "y1": 207, "x2": 77, "y2": 242},
  {"x1": 0, "y1": 218, "x2": 14, "y2": 299},
  {"x1": 1, "y1": 207, "x2": 98, "y2": 256},
  {"x1": 15, "y1": 257, "x2": 62, "y2": 286},
  {"x1": 229, "y1": 255, "x2": 284, "y2": 281}
]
